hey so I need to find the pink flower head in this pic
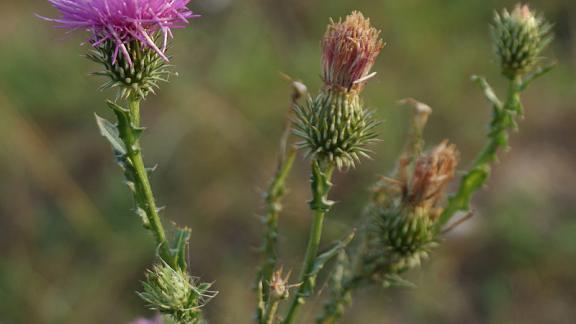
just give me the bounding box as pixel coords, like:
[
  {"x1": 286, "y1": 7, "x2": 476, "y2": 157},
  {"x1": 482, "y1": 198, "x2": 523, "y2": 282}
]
[
  {"x1": 41, "y1": 0, "x2": 198, "y2": 65},
  {"x1": 130, "y1": 314, "x2": 163, "y2": 324},
  {"x1": 322, "y1": 11, "x2": 384, "y2": 92}
]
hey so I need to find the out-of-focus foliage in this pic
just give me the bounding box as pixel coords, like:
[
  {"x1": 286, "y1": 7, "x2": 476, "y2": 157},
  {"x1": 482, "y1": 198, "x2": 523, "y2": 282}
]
[{"x1": 0, "y1": 0, "x2": 575, "y2": 323}]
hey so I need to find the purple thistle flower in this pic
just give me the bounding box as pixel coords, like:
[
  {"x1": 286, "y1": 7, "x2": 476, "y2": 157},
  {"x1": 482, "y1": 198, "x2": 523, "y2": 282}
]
[
  {"x1": 41, "y1": 0, "x2": 198, "y2": 65},
  {"x1": 130, "y1": 314, "x2": 163, "y2": 324}
]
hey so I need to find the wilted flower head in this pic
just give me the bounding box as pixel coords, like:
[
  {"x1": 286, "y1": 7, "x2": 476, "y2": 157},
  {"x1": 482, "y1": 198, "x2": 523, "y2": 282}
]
[
  {"x1": 138, "y1": 263, "x2": 217, "y2": 323},
  {"x1": 322, "y1": 11, "x2": 384, "y2": 92},
  {"x1": 42, "y1": 0, "x2": 197, "y2": 64},
  {"x1": 492, "y1": 4, "x2": 552, "y2": 79},
  {"x1": 399, "y1": 141, "x2": 459, "y2": 214},
  {"x1": 267, "y1": 268, "x2": 299, "y2": 300},
  {"x1": 363, "y1": 141, "x2": 459, "y2": 278}
]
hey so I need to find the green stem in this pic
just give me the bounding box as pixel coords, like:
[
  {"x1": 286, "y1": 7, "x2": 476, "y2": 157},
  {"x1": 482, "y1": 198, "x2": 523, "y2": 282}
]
[
  {"x1": 259, "y1": 149, "x2": 297, "y2": 298},
  {"x1": 283, "y1": 160, "x2": 335, "y2": 324},
  {"x1": 125, "y1": 99, "x2": 174, "y2": 267},
  {"x1": 256, "y1": 82, "x2": 307, "y2": 322},
  {"x1": 436, "y1": 77, "x2": 522, "y2": 230}
]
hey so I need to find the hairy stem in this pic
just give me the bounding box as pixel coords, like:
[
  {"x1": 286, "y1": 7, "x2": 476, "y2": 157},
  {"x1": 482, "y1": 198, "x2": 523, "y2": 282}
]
[{"x1": 283, "y1": 160, "x2": 335, "y2": 324}]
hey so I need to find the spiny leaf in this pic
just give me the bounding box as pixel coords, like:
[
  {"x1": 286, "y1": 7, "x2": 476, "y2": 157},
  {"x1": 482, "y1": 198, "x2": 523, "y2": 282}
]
[
  {"x1": 172, "y1": 227, "x2": 192, "y2": 271},
  {"x1": 95, "y1": 113, "x2": 126, "y2": 155},
  {"x1": 302, "y1": 231, "x2": 356, "y2": 296}
]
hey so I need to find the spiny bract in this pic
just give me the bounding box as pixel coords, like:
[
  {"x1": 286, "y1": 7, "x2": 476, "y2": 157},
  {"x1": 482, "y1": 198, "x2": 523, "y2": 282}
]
[{"x1": 492, "y1": 4, "x2": 552, "y2": 79}]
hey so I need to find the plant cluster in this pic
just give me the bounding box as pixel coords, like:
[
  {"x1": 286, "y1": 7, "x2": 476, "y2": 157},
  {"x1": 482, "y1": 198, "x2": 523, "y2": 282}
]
[{"x1": 40, "y1": 2, "x2": 553, "y2": 323}]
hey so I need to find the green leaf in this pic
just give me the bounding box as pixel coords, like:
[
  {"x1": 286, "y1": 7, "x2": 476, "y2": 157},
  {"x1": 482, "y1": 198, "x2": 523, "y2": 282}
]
[
  {"x1": 471, "y1": 75, "x2": 503, "y2": 110},
  {"x1": 383, "y1": 273, "x2": 416, "y2": 288},
  {"x1": 519, "y1": 61, "x2": 556, "y2": 91},
  {"x1": 302, "y1": 231, "x2": 355, "y2": 296},
  {"x1": 95, "y1": 114, "x2": 126, "y2": 155},
  {"x1": 172, "y1": 227, "x2": 192, "y2": 271}
]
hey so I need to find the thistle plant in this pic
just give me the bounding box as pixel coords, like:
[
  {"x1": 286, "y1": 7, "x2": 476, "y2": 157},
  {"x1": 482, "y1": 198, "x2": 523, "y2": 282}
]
[
  {"x1": 41, "y1": 1, "x2": 215, "y2": 323},
  {"x1": 316, "y1": 4, "x2": 554, "y2": 323},
  {"x1": 281, "y1": 12, "x2": 383, "y2": 324},
  {"x1": 38, "y1": 2, "x2": 555, "y2": 323}
]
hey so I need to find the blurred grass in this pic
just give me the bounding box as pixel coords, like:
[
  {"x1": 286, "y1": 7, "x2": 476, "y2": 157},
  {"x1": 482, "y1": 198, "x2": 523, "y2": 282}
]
[{"x1": 0, "y1": 0, "x2": 575, "y2": 323}]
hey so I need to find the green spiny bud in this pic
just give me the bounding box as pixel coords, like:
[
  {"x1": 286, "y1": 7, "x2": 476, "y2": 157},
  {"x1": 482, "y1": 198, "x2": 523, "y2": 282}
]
[
  {"x1": 375, "y1": 207, "x2": 437, "y2": 274},
  {"x1": 87, "y1": 38, "x2": 173, "y2": 100},
  {"x1": 294, "y1": 12, "x2": 383, "y2": 170},
  {"x1": 138, "y1": 263, "x2": 217, "y2": 324},
  {"x1": 294, "y1": 90, "x2": 378, "y2": 170},
  {"x1": 492, "y1": 4, "x2": 552, "y2": 79}
]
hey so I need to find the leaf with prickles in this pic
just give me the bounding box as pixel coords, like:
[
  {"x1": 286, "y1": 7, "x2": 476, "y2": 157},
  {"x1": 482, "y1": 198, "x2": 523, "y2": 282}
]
[
  {"x1": 302, "y1": 231, "x2": 356, "y2": 296},
  {"x1": 106, "y1": 101, "x2": 132, "y2": 141},
  {"x1": 382, "y1": 273, "x2": 416, "y2": 288},
  {"x1": 147, "y1": 164, "x2": 159, "y2": 174},
  {"x1": 471, "y1": 75, "x2": 503, "y2": 110},
  {"x1": 172, "y1": 227, "x2": 192, "y2": 271},
  {"x1": 136, "y1": 207, "x2": 150, "y2": 229},
  {"x1": 309, "y1": 161, "x2": 335, "y2": 212},
  {"x1": 95, "y1": 114, "x2": 127, "y2": 155},
  {"x1": 519, "y1": 61, "x2": 556, "y2": 91}
]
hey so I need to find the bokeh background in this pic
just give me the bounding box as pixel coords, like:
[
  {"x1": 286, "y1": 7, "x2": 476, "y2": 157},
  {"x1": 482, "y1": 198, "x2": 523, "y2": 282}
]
[{"x1": 1, "y1": 0, "x2": 575, "y2": 323}]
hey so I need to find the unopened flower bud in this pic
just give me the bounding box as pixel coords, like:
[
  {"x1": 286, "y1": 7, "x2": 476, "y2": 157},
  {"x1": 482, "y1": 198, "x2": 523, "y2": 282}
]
[
  {"x1": 492, "y1": 4, "x2": 552, "y2": 79},
  {"x1": 138, "y1": 263, "x2": 217, "y2": 323},
  {"x1": 294, "y1": 12, "x2": 383, "y2": 170}
]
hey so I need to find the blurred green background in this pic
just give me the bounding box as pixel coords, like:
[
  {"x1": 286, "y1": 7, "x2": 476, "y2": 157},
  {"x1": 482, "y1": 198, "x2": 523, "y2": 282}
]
[{"x1": 1, "y1": 0, "x2": 575, "y2": 323}]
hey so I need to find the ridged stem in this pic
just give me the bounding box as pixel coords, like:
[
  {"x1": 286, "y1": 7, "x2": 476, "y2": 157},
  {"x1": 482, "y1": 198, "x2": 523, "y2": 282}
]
[
  {"x1": 125, "y1": 99, "x2": 174, "y2": 267},
  {"x1": 283, "y1": 160, "x2": 335, "y2": 324}
]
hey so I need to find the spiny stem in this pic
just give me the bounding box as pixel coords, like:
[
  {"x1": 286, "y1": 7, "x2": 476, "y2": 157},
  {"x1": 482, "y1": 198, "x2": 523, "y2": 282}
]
[
  {"x1": 435, "y1": 77, "x2": 522, "y2": 230},
  {"x1": 283, "y1": 160, "x2": 335, "y2": 324},
  {"x1": 259, "y1": 149, "x2": 297, "y2": 300},
  {"x1": 126, "y1": 98, "x2": 174, "y2": 267},
  {"x1": 257, "y1": 81, "x2": 306, "y2": 322}
]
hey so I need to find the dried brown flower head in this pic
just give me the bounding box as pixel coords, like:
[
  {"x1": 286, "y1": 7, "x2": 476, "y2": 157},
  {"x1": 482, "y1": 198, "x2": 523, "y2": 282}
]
[
  {"x1": 400, "y1": 141, "x2": 459, "y2": 215},
  {"x1": 268, "y1": 268, "x2": 299, "y2": 300}
]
